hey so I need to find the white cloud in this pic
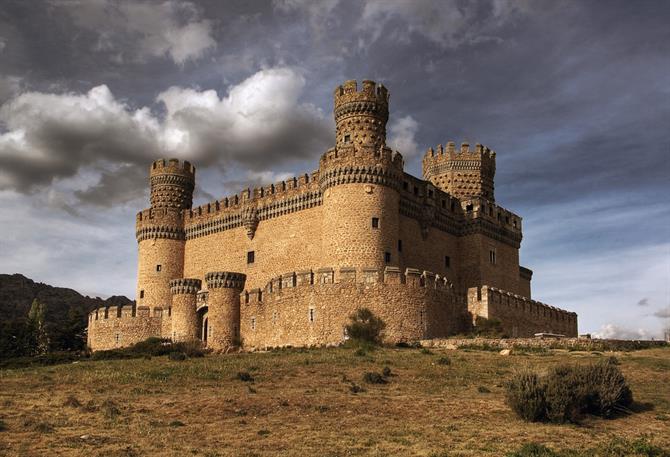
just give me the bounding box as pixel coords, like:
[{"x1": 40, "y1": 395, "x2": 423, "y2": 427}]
[
  {"x1": 593, "y1": 323, "x2": 655, "y2": 340},
  {"x1": 387, "y1": 115, "x2": 420, "y2": 158},
  {"x1": 0, "y1": 67, "x2": 331, "y2": 204},
  {"x1": 0, "y1": 75, "x2": 21, "y2": 104},
  {"x1": 0, "y1": 37, "x2": 6, "y2": 52},
  {"x1": 55, "y1": 0, "x2": 216, "y2": 65},
  {"x1": 654, "y1": 307, "x2": 670, "y2": 319}
]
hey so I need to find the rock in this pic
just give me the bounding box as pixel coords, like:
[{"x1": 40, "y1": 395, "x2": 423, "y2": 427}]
[{"x1": 499, "y1": 349, "x2": 512, "y2": 356}]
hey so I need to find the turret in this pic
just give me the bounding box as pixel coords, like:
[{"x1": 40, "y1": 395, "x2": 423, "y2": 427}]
[
  {"x1": 150, "y1": 158, "x2": 195, "y2": 209},
  {"x1": 169, "y1": 278, "x2": 201, "y2": 342},
  {"x1": 319, "y1": 80, "x2": 403, "y2": 274},
  {"x1": 205, "y1": 271, "x2": 246, "y2": 352},
  {"x1": 334, "y1": 79, "x2": 389, "y2": 151},
  {"x1": 135, "y1": 159, "x2": 194, "y2": 312},
  {"x1": 422, "y1": 142, "x2": 496, "y2": 202}
]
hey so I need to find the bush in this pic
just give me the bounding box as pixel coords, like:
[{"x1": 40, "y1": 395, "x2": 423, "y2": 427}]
[
  {"x1": 168, "y1": 352, "x2": 186, "y2": 361},
  {"x1": 345, "y1": 308, "x2": 385, "y2": 344},
  {"x1": 505, "y1": 361, "x2": 634, "y2": 423},
  {"x1": 437, "y1": 356, "x2": 451, "y2": 365},
  {"x1": 363, "y1": 371, "x2": 387, "y2": 384},
  {"x1": 382, "y1": 366, "x2": 392, "y2": 377},
  {"x1": 473, "y1": 316, "x2": 505, "y2": 337},
  {"x1": 505, "y1": 370, "x2": 547, "y2": 422},
  {"x1": 237, "y1": 371, "x2": 254, "y2": 382},
  {"x1": 506, "y1": 442, "x2": 559, "y2": 457}
]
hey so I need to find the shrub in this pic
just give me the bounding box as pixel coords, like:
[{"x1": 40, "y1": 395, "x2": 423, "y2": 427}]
[
  {"x1": 345, "y1": 308, "x2": 386, "y2": 343},
  {"x1": 168, "y1": 352, "x2": 186, "y2": 361},
  {"x1": 473, "y1": 316, "x2": 505, "y2": 337},
  {"x1": 505, "y1": 361, "x2": 634, "y2": 423},
  {"x1": 63, "y1": 395, "x2": 81, "y2": 408},
  {"x1": 505, "y1": 443, "x2": 560, "y2": 457},
  {"x1": 420, "y1": 348, "x2": 433, "y2": 355},
  {"x1": 382, "y1": 366, "x2": 392, "y2": 377},
  {"x1": 363, "y1": 372, "x2": 387, "y2": 384},
  {"x1": 349, "y1": 383, "x2": 365, "y2": 394},
  {"x1": 505, "y1": 370, "x2": 547, "y2": 422},
  {"x1": 0, "y1": 420, "x2": 6, "y2": 432},
  {"x1": 506, "y1": 442, "x2": 559, "y2": 457},
  {"x1": 237, "y1": 371, "x2": 254, "y2": 382},
  {"x1": 101, "y1": 400, "x2": 120, "y2": 420},
  {"x1": 478, "y1": 386, "x2": 491, "y2": 394},
  {"x1": 437, "y1": 356, "x2": 451, "y2": 365}
]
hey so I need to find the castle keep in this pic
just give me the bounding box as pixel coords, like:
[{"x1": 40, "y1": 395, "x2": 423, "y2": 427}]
[{"x1": 87, "y1": 80, "x2": 577, "y2": 351}]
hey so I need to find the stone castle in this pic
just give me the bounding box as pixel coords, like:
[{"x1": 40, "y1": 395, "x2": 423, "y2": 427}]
[{"x1": 87, "y1": 79, "x2": 577, "y2": 351}]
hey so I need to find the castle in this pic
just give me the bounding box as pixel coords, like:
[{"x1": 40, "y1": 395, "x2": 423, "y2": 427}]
[{"x1": 87, "y1": 80, "x2": 577, "y2": 351}]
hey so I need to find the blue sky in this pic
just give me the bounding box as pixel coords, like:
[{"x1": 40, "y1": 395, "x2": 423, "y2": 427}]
[{"x1": 0, "y1": 0, "x2": 668, "y2": 338}]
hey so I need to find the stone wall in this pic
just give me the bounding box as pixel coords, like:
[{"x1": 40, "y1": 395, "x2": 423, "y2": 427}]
[
  {"x1": 240, "y1": 266, "x2": 467, "y2": 350},
  {"x1": 87, "y1": 305, "x2": 163, "y2": 350},
  {"x1": 467, "y1": 286, "x2": 578, "y2": 337}
]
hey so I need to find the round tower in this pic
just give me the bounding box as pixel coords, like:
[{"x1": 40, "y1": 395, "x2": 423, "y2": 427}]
[
  {"x1": 319, "y1": 80, "x2": 404, "y2": 273},
  {"x1": 169, "y1": 278, "x2": 201, "y2": 342},
  {"x1": 205, "y1": 272, "x2": 246, "y2": 352},
  {"x1": 135, "y1": 159, "x2": 195, "y2": 312}
]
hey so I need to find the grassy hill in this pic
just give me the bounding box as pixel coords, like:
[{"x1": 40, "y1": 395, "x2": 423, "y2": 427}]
[{"x1": 0, "y1": 345, "x2": 668, "y2": 456}]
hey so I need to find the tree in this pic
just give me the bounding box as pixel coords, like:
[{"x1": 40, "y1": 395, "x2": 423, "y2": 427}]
[
  {"x1": 27, "y1": 299, "x2": 49, "y2": 355},
  {"x1": 345, "y1": 308, "x2": 386, "y2": 343}
]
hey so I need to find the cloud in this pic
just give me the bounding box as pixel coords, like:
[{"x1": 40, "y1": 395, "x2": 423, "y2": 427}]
[
  {"x1": 0, "y1": 75, "x2": 21, "y2": 104},
  {"x1": 279, "y1": 0, "x2": 530, "y2": 49},
  {"x1": 0, "y1": 84, "x2": 160, "y2": 193},
  {"x1": 54, "y1": 0, "x2": 216, "y2": 65},
  {"x1": 637, "y1": 298, "x2": 649, "y2": 306},
  {"x1": 387, "y1": 115, "x2": 420, "y2": 158},
  {"x1": 0, "y1": 67, "x2": 331, "y2": 206},
  {"x1": 593, "y1": 323, "x2": 654, "y2": 340},
  {"x1": 0, "y1": 36, "x2": 5, "y2": 52},
  {"x1": 157, "y1": 67, "x2": 331, "y2": 168},
  {"x1": 654, "y1": 307, "x2": 670, "y2": 319}
]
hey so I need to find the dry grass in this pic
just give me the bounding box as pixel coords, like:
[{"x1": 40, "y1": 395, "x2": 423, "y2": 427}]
[{"x1": 0, "y1": 346, "x2": 668, "y2": 456}]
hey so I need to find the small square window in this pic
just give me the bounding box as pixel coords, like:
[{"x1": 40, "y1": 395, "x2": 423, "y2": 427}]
[
  {"x1": 398, "y1": 239, "x2": 403, "y2": 252},
  {"x1": 414, "y1": 186, "x2": 419, "y2": 196},
  {"x1": 466, "y1": 204, "x2": 473, "y2": 212},
  {"x1": 344, "y1": 134, "x2": 351, "y2": 143},
  {"x1": 442, "y1": 200, "x2": 446, "y2": 209},
  {"x1": 156, "y1": 264, "x2": 162, "y2": 272},
  {"x1": 139, "y1": 290, "x2": 144, "y2": 299},
  {"x1": 489, "y1": 250, "x2": 497, "y2": 265},
  {"x1": 371, "y1": 217, "x2": 379, "y2": 229},
  {"x1": 309, "y1": 308, "x2": 315, "y2": 323},
  {"x1": 247, "y1": 251, "x2": 255, "y2": 264},
  {"x1": 251, "y1": 317, "x2": 256, "y2": 330},
  {"x1": 445, "y1": 256, "x2": 451, "y2": 268},
  {"x1": 403, "y1": 182, "x2": 409, "y2": 191},
  {"x1": 384, "y1": 252, "x2": 391, "y2": 263},
  {"x1": 428, "y1": 190, "x2": 433, "y2": 198}
]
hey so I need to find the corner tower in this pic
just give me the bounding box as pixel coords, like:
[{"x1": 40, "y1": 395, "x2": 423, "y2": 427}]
[
  {"x1": 319, "y1": 80, "x2": 404, "y2": 273},
  {"x1": 135, "y1": 159, "x2": 195, "y2": 312},
  {"x1": 422, "y1": 142, "x2": 496, "y2": 202}
]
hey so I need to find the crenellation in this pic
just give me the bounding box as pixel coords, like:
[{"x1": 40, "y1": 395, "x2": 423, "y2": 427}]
[{"x1": 89, "y1": 79, "x2": 578, "y2": 352}]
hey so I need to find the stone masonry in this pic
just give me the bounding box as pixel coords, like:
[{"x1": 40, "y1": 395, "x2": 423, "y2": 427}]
[{"x1": 87, "y1": 79, "x2": 578, "y2": 351}]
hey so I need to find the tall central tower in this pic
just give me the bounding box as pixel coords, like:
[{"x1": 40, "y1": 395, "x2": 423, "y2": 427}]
[{"x1": 319, "y1": 80, "x2": 403, "y2": 274}]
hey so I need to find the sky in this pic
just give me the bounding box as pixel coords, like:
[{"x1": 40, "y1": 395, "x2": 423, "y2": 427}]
[{"x1": 0, "y1": 0, "x2": 668, "y2": 339}]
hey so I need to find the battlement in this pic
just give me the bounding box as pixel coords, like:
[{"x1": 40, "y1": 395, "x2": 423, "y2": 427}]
[
  {"x1": 460, "y1": 197, "x2": 522, "y2": 233},
  {"x1": 422, "y1": 141, "x2": 497, "y2": 202},
  {"x1": 467, "y1": 285, "x2": 577, "y2": 337},
  {"x1": 169, "y1": 278, "x2": 202, "y2": 295},
  {"x1": 242, "y1": 266, "x2": 455, "y2": 304},
  {"x1": 150, "y1": 158, "x2": 196, "y2": 177},
  {"x1": 205, "y1": 271, "x2": 246, "y2": 290},
  {"x1": 333, "y1": 80, "x2": 389, "y2": 114}
]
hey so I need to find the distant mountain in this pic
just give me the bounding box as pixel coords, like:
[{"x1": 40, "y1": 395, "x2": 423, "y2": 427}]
[
  {"x1": 0, "y1": 273, "x2": 132, "y2": 323},
  {"x1": 0, "y1": 274, "x2": 133, "y2": 356}
]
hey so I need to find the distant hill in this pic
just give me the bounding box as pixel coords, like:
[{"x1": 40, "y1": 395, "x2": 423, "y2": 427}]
[
  {"x1": 0, "y1": 273, "x2": 132, "y2": 323},
  {"x1": 0, "y1": 274, "x2": 132, "y2": 356}
]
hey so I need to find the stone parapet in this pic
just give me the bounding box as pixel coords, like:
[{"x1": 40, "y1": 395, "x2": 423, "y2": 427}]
[
  {"x1": 205, "y1": 272, "x2": 246, "y2": 290},
  {"x1": 169, "y1": 278, "x2": 202, "y2": 295}
]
